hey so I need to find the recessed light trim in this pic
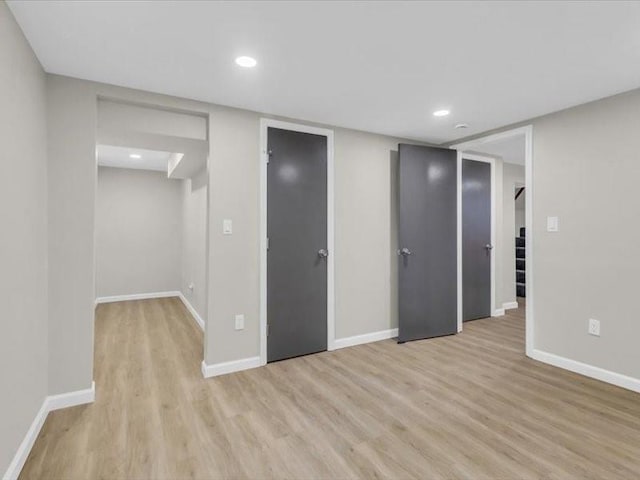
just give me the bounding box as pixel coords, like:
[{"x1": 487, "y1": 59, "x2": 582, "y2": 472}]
[
  {"x1": 129, "y1": 154, "x2": 141, "y2": 159},
  {"x1": 235, "y1": 56, "x2": 257, "y2": 68},
  {"x1": 454, "y1": 123, "x2": 469, "y2": 129},
  {"x1": 433, "y1": 109, "x2": 450, "y2": 117}
]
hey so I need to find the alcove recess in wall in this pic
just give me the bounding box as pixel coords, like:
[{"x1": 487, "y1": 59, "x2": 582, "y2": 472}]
[{"x1": 96, "y1": 99, "x2": 208, "y2": 179}]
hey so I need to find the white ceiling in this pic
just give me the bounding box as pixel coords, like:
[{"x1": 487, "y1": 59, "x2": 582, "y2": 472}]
[
  {"x1": 9, "y1": 1, "x2": 640, "y2": 144},
  {"x1": 97, "y1": 145, "x2": 172, "y2": 172},
  {"x1": 468, "y1": 135, "x2": 525, "y2": 166}
]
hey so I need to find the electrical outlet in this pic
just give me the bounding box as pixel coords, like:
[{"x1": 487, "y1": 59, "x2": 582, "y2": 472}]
[
  {"x1": 235, "y1": 314, "x2": 245, "y2": 330},
  {"x1": 588, "y1": 318, "x2": 600, "y2": 337}
]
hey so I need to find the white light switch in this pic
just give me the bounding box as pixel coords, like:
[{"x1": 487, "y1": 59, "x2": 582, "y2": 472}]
[
  {"x1": 235, "y1": 314, "x2": 245, "y2": 330},
  {"x1": 223, "y1": 219, "x2": 233, "y2": 235},
  {"x1": 588, "y1": 318, "x2": 600, "y2": 337},
  {"x1": 547, "y1": 216, "x2": 559, "y2": 232}
]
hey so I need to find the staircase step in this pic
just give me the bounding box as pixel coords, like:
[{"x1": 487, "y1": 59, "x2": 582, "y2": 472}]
[
  {"x1": 519, "y1": 227, "x2": 526, "y2": 238},
  {"x1": 516, "y1": 247, "x2": 525, "y2": 259},
  {"x1": 515, "y1": 237, "x2": 525, "y2": 247},
  {"x1": 516, "y1": 271, "x2": 525, "y2": 283},
  {"x1": 516, "y1": 259, "x2": 525, "y2": 270},
  {"x1": 516, "y1": 284, "x2": 526, "y2": 297}
]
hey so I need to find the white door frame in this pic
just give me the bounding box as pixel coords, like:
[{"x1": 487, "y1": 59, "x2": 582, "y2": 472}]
[
  {"x1": 456, "y1": 152, "x2": 497, "y2": 332},
  {"x1": 258, "y1": 118, "x2": 335, "y2": 366},
  {"x1": 451, "y1": 125, "x2": 534, "y2": 357}
]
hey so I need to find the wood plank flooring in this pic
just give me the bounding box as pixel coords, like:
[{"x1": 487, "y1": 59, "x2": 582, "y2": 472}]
[{"x1": 20, "y1": 298, "x2": 640, "y2": 479}]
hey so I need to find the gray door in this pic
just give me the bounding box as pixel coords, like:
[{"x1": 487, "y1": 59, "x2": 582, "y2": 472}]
[
  {"x1": 398, "y1": 144, "x2": 457, "y2": 343},
  {"x1": 267, "y1": 127, "x2": 327, "y2": 362},
  {"x1": 462, "y1": 159, "x2": 492, "y2": 321}
]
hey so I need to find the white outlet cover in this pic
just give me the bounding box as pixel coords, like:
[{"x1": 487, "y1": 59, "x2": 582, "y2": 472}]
[
  {"x1": 547, "y1": 216, "x2": 559, "y2": 232},
  {"x1": 235, "y1": 314, "x2": 245, "y2": 330}
]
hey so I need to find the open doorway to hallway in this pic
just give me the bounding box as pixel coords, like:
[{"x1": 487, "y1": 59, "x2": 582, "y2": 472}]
[
  {"x1": 452, "y1": 127, "x2": 532, "y2": 354},
  {"x1": 94, "y1": 99, "x2": 210, "y2": 381}
]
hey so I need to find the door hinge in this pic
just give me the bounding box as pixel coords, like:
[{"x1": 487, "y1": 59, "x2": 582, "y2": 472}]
[
  {"x1": 265, "y1": 149, "x2": 273, "y2": 164},
  {"x1": 266, "y1": 237, "x2": 270, "y2": 250}
]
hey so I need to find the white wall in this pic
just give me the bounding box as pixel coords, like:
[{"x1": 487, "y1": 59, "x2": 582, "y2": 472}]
[
  {"x1": 0, "y1": 2, "x2": 49, "y2": 474},
  {"x1": 96, "y1": 167, "x2": 183, "y2": 298},
  {"x1": 532, "y1": 88, "x2": 640, "y2": 380},
  {"x1": 47, "y1": 75, "x2": 96, "y2": 395},
  {"x1": 40, "y1": 76, "x2": 436, "y2": 372},
  {"x1": 502, "y1": 163, "x2": 525, "y2": 305},
  {"x1": 181, "y1": 171, "x2": 208, "y2": 321}
]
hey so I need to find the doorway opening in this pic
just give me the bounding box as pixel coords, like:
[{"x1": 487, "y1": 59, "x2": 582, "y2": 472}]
[
  {"x1": 451, "y1": 126, "x2": 533, "y2": 355},
  {"x1": 94, "y1": 99, "x2": 210, "y2": 377}
]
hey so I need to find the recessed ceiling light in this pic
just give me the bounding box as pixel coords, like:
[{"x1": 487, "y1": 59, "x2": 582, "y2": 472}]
[
  {"x1": 454, "y1": 123, "x2": 469, "y2": 129},
  {"x1": 433, "y1": 109, "x2": 450, "y2": 117},
  {"x1": 235, "y1": 56, "x2": 257, "y2": 68},
  {"x1": 129, "y1": 154, "x2": 141, "y2": 159}
]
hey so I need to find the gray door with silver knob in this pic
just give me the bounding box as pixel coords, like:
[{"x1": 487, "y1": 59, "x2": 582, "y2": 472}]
[
  {"x1": 398, "y1": 144, "x2": 458, "y2": 343},
  {"x1": 462, "y1": 158, "x2": 492, "y2": 321},
  {"x1": 267, "y1": 127, "x2": 328, "y2": 362}
]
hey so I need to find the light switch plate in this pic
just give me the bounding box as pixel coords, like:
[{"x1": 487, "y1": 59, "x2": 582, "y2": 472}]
[
  {"x1": 588, "y1": 318, "x2": 600, "y2": 337},
  {"x1": 547, "y1": 216, "x2": 559, "y2": 232},
  {"x1": 235, "y1": 314, "x2": 245, "y2": 330},
  {"x1": 223, "y1": 219, "x2": 233, "y2": 235}
]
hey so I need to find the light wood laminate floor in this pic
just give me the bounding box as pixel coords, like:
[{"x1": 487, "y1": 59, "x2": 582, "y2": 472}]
[{"x1": 20, "y1": 298, "x2": 640, "y2": 479}]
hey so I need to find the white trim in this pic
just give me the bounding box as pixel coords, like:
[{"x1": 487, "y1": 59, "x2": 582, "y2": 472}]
[
  {"x1": 2, "y1": 401, "x2": 48, "y2": 480},
  {"x1": 178, "y1": 293, "x2": 205, "y2": 331},
  {"x1": 531, "y1": 349, "x2": 640, "y2": 393},
  {"x1": 201, "y1": 357, "x2": 262, "y2": 378},
  {"x1": 47, "y1": 381, "x2": 96, "y2": 411},
  {"x1": 95, "y1": 291, "x2": 180, "y2": 304},
  {"x1": 3, "y1": 383, "x2": 95, "y2": 480},
  {"x1": 455, "y1": 152, "x2": 497, "y2": 331},
  {"x1": 259, "y1": 118, "x2": 335, "y2": 366},
  {"x1": 503, "y1": 301, "x2": 519, "y2": 310},
  {"x1": 333, "y1": 328, "x2": 399, "y2": 350},
  {"x1": 456, "y1": 152, "x2": 462, "y2": 332},
  {"x1": 451, "y1": 125, "x2": 534, "y2": 357}
]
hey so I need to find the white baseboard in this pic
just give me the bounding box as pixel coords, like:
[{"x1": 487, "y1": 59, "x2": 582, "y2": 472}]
[
  {"x1": 95, "y1": 291, "x2": 180, "y2": 304},
  {"x1": 3, "y1": 400, "x2": 48, "y2": 480},
  {"x1": 333, "y1": 328, "x2": 398, "y2": 350},
  {"x1": 503, "y1": 301, "x2": 519, "y2": 310},
  {"x1": 201, "y1": 357, "x2": 262, "y2": 378},
  {"x1": 178, "y1": 293, "x2": 205, "y2": 331},
  {"x1": 492, "y1": 308, "x2": 505, "y2": 317},
  {"x1": 531, "y1": 349, "x2": 640, "y2": 393},
  {"x1": 3, "y1": 382, "x2": 95, "y2": 480},
  {"x1": 47, "y1": 381, "x2": 95, "y2": 411}
]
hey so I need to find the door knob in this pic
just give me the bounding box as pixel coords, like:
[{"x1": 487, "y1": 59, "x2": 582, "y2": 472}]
[
  {"x1": 399, "y1": 247, "x2": 412, "y2": 256},
  {"x1": 485, "y1": 244, "x2": 494, "y2": 250},
  {"x1": 318, "y1": 249, "x2": 328, "y2": 258}
]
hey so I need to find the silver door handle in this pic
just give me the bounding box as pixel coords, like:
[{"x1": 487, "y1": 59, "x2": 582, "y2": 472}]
[
  {"x1": 485, "y1": 244, "x2": 494, "y2": 250},
  {"x1": 399, "y1": 247, "x2": 412, "y2": 256},
  {"x1": 318, "y1": 249, "x2": 328, "y2": 258}
]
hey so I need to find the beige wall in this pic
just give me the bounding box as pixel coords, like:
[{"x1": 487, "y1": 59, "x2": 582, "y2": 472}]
[
  {"x1": 205, "y1": 111, "x2": 416, "y2": 364},
  {"x1": 43, "y1": 75, "x2": 418, "y2": 368},
  {"x1": 47, "y1": 75, "x2": 97, "y2": 396},
  {"x1": 96, "y1": 167, "x2": 183, "y2": 298},
  {"x1": 49, "y1": 72, "x2": 640, "y2": 388},
  {"x1": 0, "y1": 2, "x2": 49, "y2": 473},
  {"x1": 531, "y1": 88, "x2": 640, "y2": 379},
  {"x1": 181, "y1": 171, "x2": 208, "y2": 321},
  {"x1": 502, "y1": 163, "x2": 525, "y2": 305}
]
